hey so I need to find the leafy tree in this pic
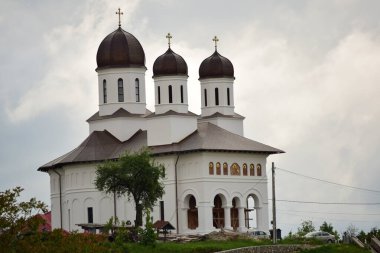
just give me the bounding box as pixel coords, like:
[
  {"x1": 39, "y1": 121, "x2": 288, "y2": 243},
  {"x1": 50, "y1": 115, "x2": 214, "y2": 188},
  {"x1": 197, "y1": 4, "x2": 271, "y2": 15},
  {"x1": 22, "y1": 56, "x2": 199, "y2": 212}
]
[
  {"x1": 297, "y1": 220, "x2": 315, "y2": 237},
  {"x1": 95, "y1": 148, "x2": 165, "y2": 227},
  {"x1": 320, "y1": 221, "x2": 339, "y2": 240},
  {"x1": 0, "y1": 187, "x2": 47, "y2": 249},
  {"x1": 345, "y1": 223, "x2": 358, "y2": 237}
]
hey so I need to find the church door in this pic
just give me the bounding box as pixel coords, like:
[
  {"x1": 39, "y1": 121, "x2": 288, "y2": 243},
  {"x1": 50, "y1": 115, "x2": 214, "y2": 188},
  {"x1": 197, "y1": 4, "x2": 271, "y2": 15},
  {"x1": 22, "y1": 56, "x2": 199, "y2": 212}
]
[
  {"x1": 187, "y1": 195, "x2": 198, "y2": 229},
  {"x1": 231, "y1": 198, "x2": 239, "y2": 230},
  {"x1": 213, "y1": 195, "x2": 224, "y2": 228}
]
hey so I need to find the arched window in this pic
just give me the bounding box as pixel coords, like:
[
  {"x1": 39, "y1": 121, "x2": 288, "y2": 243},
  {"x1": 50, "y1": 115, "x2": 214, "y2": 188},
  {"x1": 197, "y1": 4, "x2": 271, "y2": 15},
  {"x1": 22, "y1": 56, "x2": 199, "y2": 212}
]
[
  {"x1": 135, "y1": 78, "x2": 140, "y2": 102},
  {"x1": 243, "y1": 163, "x2": 248, "y2": 176},
  {"x1": 103, "y1": 79, "x2": 107, "y2": 103},
  {"x1": 188, "y1": 195, "x2": 198, "y2": 229},
  {"x1": 216, "y1": 162, "x2": 221, "y2": 175},
  {"x1": 158, "y1": 86, "x2": 161, "y2": 104},
  {"x1": 118, "y1": 78, "x2": 124, "y2": 102},
  {"x1": 227, "y1": 88, "x2": 230, "y2": 106},
  {"x1": 230, "y1": 163, "x2": 240, "y2": 176},
  {"x1": 250, "y1": 164, "x2": 255, "y2": 176},
  {"x1": 209, "y1": 162, "x2": 214, "y2": 175},
  {"x1": 180, "y1": 85, "x2": 184, "y2": 103},
  {"x1": 257, "y1": 164, "x2": 262, "y2": 176},
  {"x1": 168, "y1": 85, "x2": 173, "y2": 103},
  {"x1": 213, "y1": 195, "x2": 224, "y2": 228},
  {"x1": 204, "y1": 89, "x2": 208, "y2": 107},
  {"x1": 223, "y1": 162, "x2": 228, "y2": 175},
  {"x1": 215, "y1": 88, "x2": 219, "y2": 105}
]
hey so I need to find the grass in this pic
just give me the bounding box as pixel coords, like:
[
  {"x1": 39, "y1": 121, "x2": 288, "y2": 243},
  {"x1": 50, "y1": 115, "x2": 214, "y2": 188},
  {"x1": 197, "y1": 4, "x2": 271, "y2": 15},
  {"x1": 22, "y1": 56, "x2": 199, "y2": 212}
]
[
  {"x1": 299, "y1": 244, "x2": 371, "y2": 253},
  {"x1": 124, "y1": 239, "x2": 270, "y2": 253}
]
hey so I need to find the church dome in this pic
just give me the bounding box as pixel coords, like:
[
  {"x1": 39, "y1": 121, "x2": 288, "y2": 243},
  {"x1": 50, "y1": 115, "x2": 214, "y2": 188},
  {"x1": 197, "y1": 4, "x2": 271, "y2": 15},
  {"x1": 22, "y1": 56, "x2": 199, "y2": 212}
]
[
  {"x1": 153, "y1": 48, "x2": 188, "y2": 77},
  {"x1": 199, "y1": 51, "x2": 234, "y2": 80},
  {"x1": 96, "y1": 27, "x2": 145, "y2": 70}
]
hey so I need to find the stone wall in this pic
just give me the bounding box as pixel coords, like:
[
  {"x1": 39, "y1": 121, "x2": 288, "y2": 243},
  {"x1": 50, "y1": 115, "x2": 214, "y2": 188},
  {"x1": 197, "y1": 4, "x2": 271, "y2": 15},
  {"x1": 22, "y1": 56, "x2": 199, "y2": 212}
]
[{"x1": 216, "y1": 244, "x2": 310, "y2": 253}]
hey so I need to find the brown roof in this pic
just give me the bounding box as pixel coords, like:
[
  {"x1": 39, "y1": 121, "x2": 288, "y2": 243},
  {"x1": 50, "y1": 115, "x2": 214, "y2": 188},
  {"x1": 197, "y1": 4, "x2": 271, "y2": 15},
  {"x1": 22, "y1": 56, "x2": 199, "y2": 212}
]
[
  {"x1": 145, "y1": 110, "x2": 198, "y2": 118},
  {"x1": 87, "y1": 108, "x2": 152, "y2": 122},
  {"x1": 38, "y1": 122, "x2": 283, "y2": 171},
  {"x1": 153, "y1": 48, "x2": 188, "y2": 77},
  {"x1": 200, "y1": 112, "x2": 245, "y2": 120},
  {"x1": 199, "y1": 50, "x2": 234, "y2": 80}
]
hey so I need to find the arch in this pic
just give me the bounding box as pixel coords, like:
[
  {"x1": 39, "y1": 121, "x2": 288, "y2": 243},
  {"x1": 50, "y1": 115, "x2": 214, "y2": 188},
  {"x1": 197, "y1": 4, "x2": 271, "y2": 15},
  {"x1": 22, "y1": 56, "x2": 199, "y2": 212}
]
[
  {"x1": 158, "y1": 86, "x2": 161, "y2": 104},
  {"x1": 257, "y1": 164, "x2": 262, "y2": 176},
  {"x1": 243, "y1": 163, "x2": 248, "y2": 176},
  {"x1": 250, "y1": 164, "x2": 255, "y2": 176},
  {"x1": 215, "y1": 87, "x2": 219, "y2": 106},
  {"x1": 186, "y1": 195, "x2": 198, "y2": 229},
  {"x1": 118, "y1": 78, "x2": 124, "y2": 102},
  {"x1": 135, "y1": 78, "x2": 140, "y2": 102},
  {"x1": 231, "y1": 197, "x2": 240, "y2": 230},
  {"x1": 209, "y1": 162, "x2": 214, "y2": 175},
  {"x1": 213, "y1": 194, "x2": 225, "y2": 228},
  {"x1": 230, "y1": 163, "x2": 240, "y2": 176},
  {"x1": 227, "y1": 87, "x2": 230, "y2": 106},
  {"x1": 180, "y1": 188, "x2": 200, "y2": 208},
  {"x1": 223, "y1": 162, "x2": 228, "y2": 175},
  {"x1": 246, "y1": 193, "x2": 261, "y2": 229},
  {"x1": 103, "y1": 79, "x2": 107, "y2": 103},
  {"x1": 168, "y1": 85, "x2": 173, "y2": 103},
  {"x1": 204, "y1": 89, "x2": 208, "y2": 107},
  {"x1": 180, "y1": 85, "x2": 184, "y2": 103},
  {"x1": 216, "y1": 162, "x2": 221, "y2": 175}
]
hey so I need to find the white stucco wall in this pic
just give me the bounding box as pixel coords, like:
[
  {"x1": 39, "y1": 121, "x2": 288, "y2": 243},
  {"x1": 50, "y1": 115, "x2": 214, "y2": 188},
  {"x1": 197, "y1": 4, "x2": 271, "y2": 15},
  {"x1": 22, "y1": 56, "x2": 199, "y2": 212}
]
[{"x1": 198, "y1": 116, "x2": 244, "y2": 136}]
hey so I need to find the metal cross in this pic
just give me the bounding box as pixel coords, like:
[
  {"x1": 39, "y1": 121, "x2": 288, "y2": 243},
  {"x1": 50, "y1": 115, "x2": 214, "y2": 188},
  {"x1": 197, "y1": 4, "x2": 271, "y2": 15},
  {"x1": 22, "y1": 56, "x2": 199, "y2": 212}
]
[
  {"x1": 213, "y1": 36, "x2": 219, "y2": 51},
  {"x1": 166, "y1": 33, "x2": 172, "y2": 48},
  {"x1": 116, "y1": 8, "x2": 124, "y2": 27}
]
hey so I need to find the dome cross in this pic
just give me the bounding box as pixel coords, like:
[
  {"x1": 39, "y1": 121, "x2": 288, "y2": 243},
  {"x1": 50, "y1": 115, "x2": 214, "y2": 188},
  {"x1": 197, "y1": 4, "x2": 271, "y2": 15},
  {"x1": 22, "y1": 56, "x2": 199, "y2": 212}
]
[
  {"x1": 116, "y1": 8, "x2": 124, "y2": 27},
  {"x1": 213, "y1": 36, "x2": 219, "y2": 51},
  {"x1": 166, "y1": 33, "x2": 173, "y2": 48}
]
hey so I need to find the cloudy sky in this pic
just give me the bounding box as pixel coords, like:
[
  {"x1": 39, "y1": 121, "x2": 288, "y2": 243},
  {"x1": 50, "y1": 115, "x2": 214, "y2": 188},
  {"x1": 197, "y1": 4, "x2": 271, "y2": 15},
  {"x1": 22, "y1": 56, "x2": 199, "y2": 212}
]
[{"x1": 1, "y1": 0, "x2": 380, "y2": 235}]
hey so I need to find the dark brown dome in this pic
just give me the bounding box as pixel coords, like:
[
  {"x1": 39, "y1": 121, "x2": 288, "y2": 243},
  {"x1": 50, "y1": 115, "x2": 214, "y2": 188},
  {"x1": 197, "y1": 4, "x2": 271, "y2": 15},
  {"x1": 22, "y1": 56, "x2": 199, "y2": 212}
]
[
  {"x1": 153, "y1": 48, "x2": 188, "y2": 77},
  {"x1": 96, "y1": 27, "x2": 145, "y2": 70},
  {"x1": 199, "y1": 51, "x2": 234, "y2": 80}
]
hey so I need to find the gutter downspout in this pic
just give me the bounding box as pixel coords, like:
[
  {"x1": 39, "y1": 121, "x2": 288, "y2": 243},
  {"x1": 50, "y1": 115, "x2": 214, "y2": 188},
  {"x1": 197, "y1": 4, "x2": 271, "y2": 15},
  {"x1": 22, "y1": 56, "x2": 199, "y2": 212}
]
[
  {"x1": 52, "y1": 169, "x2": 63, "y2": 229},
  {"x1": 174, "y1": 154, "x2": 180, "y2": 234}
]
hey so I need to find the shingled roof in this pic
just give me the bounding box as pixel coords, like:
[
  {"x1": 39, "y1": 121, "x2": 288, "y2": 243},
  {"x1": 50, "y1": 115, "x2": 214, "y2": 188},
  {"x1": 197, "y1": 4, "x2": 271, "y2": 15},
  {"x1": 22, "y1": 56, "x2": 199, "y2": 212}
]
[{"x1": 38, "y1": 122, "x2": 283, "y2": 171}]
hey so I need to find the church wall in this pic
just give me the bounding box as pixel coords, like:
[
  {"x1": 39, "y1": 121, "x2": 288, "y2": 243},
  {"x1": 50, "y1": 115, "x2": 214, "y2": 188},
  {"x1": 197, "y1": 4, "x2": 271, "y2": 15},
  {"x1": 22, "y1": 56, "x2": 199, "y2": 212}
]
[
  {"x1": 198, "y1": 117, "x2": 244, "y2": 136},
  {"x1": 97, "y1": 67, "x2": 147, "y2": 116},
  {"x1": 89, "y1": 117, "x2": 146, "y2": 141},
  {"x1": 146, "y1": 115, "x2": 197, "y2": 146}
]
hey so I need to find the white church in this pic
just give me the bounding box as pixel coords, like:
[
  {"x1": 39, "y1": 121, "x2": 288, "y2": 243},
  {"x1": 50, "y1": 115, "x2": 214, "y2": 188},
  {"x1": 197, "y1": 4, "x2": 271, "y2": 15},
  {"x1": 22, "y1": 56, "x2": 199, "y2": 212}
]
[{"x1": 39, "y1": 14, "x2": 283, "y2": 235}]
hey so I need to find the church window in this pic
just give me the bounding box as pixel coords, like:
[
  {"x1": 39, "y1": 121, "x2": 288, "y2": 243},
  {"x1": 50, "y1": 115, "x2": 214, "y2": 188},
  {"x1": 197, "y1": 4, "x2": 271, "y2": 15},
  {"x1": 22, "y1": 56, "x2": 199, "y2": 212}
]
[
  {"x1": 118, "y1": 78, "x2": 124, "y2": 102},
  {"x1": 243, "y1": 163, "x2": 248, "y2": 176},
  {"x1": 223, "y1": 162, "x2": 228, "y2": 175},
  {"x1": 204, "y1": 89, "x2": 208, "y2": 107},
  {"x1": 103, "y1": 80, "x2": 107, "y2": 103},
  {"x1": 209, "y1": 162, "x2": 214, "y2": 175},
  {"x1": 135, "y1": 78, "x2": 140, "y2": 102},
  {"x1": 230, "y1": 163, "x2": 240, "y2": 175},
  {"x1": 250, "y1": 164, "x2": 255, "y2": 176},
  {"x1": 158, "y1": 86, "x2": 161, "y2": 104},
  {"x1": 213, "y1": 195, "x2": 224, "y2": 228},
  {"x1": 180, "y1": 85, "x2": 184, "y2": 103},
  {"x1": 168, "y1": 85, "x2": 173, "y2": 103},
  {"x1": 216, "y1": 162, "x2": 221, "y2": 175},
  {"x1": 87, "y1": 207, "x2": 93, "y2": 223},
  {"x1": 227, "y1": 88, "x2": 230, "y2": 106},
  {"x1": 215, "y1": 88, "x2": 219, "y2": 105},
  {"x1": 257, "y1": 164, "x2": 262, "y2": 176}
]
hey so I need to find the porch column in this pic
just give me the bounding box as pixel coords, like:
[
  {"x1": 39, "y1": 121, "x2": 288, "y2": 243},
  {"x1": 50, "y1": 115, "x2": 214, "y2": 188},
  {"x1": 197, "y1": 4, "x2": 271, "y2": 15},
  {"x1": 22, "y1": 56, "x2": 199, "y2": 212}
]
[
  {"x1": 237, "y1": 207, "x2": 247, "y2": 232},
  {"x1": 179, "y1": 207, "x2": 188, "y2": 234},
  {"x1": 224, "y1": 206, "x2": 232, "y2": 230},
  {"x1": 197, "y1": 202, "x2": 214, "y2": 234}
]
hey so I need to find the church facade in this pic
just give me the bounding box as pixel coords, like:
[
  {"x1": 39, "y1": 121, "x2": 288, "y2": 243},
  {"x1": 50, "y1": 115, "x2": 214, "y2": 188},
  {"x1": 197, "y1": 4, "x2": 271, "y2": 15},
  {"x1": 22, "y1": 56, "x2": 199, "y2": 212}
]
[{"x1": 39, "y1": 19, "x2": 283, "y2": 235}]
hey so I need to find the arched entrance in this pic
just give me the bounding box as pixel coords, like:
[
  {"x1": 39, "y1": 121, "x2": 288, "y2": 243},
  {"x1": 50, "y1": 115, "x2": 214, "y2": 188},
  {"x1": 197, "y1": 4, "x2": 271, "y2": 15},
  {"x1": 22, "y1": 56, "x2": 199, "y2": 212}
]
[
  {"x1": 213, "y1": 195, "x2": 224, "y2": 228},
  {"x1": 246, "y1": 195, "x2": 258, "y2": 229},
  {"x1": 230, "y1": 198, "x2": 239, "y2": 231},
  {"x1": 187, "y1": 195, "x2": 198, "y2": 229}
]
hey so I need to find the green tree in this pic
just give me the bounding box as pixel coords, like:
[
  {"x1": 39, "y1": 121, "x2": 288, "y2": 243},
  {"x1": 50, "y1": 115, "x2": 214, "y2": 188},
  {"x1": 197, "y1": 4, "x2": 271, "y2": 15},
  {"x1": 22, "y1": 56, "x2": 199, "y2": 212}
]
[
  {"x1": 0, "y1": 187, "x2": 47, "y2": 249},
  {"x1": 320, "y1": 221, "x2": 339, "y2": 240},
  {"x1": 297, "y1": 220, "x2": 315, "y2": 237},
  {"x1": 95, "y1": 148, "x2": 165, "y2": 227}
]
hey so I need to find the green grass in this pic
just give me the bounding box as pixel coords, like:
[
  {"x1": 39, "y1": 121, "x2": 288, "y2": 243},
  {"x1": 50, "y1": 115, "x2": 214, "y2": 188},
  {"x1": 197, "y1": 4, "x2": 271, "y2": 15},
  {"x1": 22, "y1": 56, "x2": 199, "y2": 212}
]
[
  {"x1": 299, "y1": 244, "x2": 371, "y2": 253},
  {"x1": 124, "y1": 239, "x2": 268, "y2": 253}
]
